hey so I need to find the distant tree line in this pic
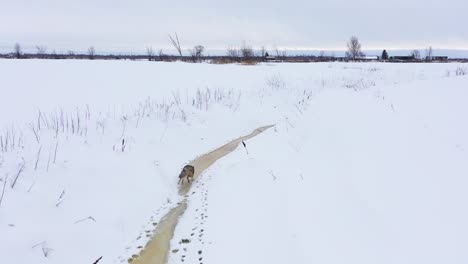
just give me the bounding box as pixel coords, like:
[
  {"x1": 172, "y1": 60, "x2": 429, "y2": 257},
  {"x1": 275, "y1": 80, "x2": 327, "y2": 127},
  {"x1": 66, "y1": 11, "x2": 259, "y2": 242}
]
[{"x1": 3, "y1": 36, "x2": 459, "y2": 63}]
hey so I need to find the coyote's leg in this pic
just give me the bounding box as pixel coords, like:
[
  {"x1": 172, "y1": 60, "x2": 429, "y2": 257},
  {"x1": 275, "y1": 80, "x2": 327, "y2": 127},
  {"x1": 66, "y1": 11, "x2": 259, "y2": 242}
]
[{"x1": 178, "y1": 178, "x2": 183, "y2": 184}]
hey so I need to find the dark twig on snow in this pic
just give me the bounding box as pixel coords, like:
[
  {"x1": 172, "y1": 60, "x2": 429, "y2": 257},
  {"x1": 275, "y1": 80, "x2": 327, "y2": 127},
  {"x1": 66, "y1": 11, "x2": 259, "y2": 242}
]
[
  {"x1": 53, "y1": 141, "x2": 59, "y2": 164},
  {"x1": 74, "y1": 216, "x2": 96, "y2": 224},
  {"x1": 11, "y1": 160, "x2": 25, "y2": 188},
  {"x1": 27, "y1": 181, "x2": 35, "y2": 193},
  {"x1": 34, "y1": 146, "x2": 42, "y2": 170},
  {"x1": 42, "y1": 246, "x2": 54, "y2": 257},
  {"x1": 92, "y1": 256, "x2": 103, "y2": 264},
  {"x1": 0, "y1": 174, "x2": 8, "y2": 207},
  {"x1": 242, "y1": 141, "x2": 249, "y2": 155},
  {"x1": 56, "y1": 189, "x2": 65, "y2": 207},
  {"x1": 32, "y1": 241, "x2": 46, "y2": 249},
  {"x1": 269, "y1": 170, "x2": 277, "y2": 181}
]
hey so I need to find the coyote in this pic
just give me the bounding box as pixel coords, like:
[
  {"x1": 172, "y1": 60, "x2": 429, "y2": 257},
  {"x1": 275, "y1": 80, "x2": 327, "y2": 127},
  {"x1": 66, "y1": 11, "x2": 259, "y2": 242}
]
[{"x1": 178, "y1": 165, "x2": 195, "y2": 184}]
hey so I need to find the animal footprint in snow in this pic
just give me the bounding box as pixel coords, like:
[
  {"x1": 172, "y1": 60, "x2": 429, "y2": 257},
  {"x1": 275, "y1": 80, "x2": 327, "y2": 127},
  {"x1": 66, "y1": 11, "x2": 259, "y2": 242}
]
[{"x1": 180, "y1": 239, "x2": 191, "y2": 244}]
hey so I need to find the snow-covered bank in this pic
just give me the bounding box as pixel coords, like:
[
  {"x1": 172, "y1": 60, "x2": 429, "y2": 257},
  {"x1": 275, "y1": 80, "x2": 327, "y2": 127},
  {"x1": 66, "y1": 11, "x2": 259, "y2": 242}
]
[
  {"x1": 169, "y1": 75, "x2": 468, "y2": 264},
  {"x1": 0, "y1": 60, "x2": 467, "y2": 264},
  {"x1": 0, "y1": 59, "x2": 464, "y2": 128}
]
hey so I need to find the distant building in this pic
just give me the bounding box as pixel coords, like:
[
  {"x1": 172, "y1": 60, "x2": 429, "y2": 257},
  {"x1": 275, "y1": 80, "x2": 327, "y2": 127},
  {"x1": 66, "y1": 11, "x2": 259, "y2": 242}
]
[
  {"x1": 359, "y1": 56, "x2": 379, "y2": 61},
  {"x1": 390, "y1": 56, "x2": 416, "y2": 61},
  {"x1": 354, "y1": 56, "x2": 379, "y2": 61},
  {"x1": 429, "y1": 56, "x2": 448, "y2": 62}
]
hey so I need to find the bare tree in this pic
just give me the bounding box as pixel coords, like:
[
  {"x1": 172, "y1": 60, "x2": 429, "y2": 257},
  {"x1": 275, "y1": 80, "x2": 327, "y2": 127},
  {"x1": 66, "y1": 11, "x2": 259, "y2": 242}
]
[
  {"x1": 240, "y1": 42, "x2": 254, "y2": 61},
  {"x1": 51, "y1": 49, "x2": 60, "y2": 59},
  {"x1": 168, "y1": 33, "x2": 182, "y2": 57},
  {"x1": 195, "y1": 45, "x2": 204, "y2": 61},
  {"x1": 274, "y1": 47, "x2": 287, "y2": 61},
  {"x1": 280, "y1": 50, "x2": 287, "y2": 61},
  {"x1": 319, "y1": 50, "x2": 325, "y2": 61},
  {"x1": 226, "y1": 46, "x2": 240, "y2": 62},
  {"x1": 274, "y1": 47, "x2": 280, "y2": 58},
  {"x1": 425, "y1": 46, "x2": 433, "y2": 61},
  {"x1": 67, "y1": 50, "x2": 75, "y2": 56},
  {"x1": 36, "y1": 45, "x2": 47, "y2": 55},
  {"x1": 345, "y1": 36, "x2": 364, "y2": 60},
  {"x1": 14, "y1": 43, "x2": 22, "y2": 59},
  {"x1": 411, "y1": 50, "x2": 421, "y2": 60},
  {"x1": 88, "y1": 46, "x2": 96, "y2": 60},
  {"x1": 146, "y1": 47, "x2": 155, "y2": 61},
  {"x1": 189, "y1": 45, "x2": 204, "y2": 62},
  {"x1": 158, "y1": 49, "x2": 168, "y2": 61},
  {"x1": 260, "y1": 46, "x2": 266, "y2": 58}
]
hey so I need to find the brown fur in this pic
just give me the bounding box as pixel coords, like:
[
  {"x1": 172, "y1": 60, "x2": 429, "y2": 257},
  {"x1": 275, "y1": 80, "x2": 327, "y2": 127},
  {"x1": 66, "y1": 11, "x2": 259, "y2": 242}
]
[{"x1": 178, "y1": 165, "x2": 195, "y2": 184}]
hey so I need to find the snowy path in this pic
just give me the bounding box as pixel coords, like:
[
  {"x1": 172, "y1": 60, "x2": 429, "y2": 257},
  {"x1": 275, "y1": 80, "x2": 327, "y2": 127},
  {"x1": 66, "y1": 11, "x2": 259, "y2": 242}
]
[{"x1": 129, "y1": 125, "x2": 273, "y2": 264}]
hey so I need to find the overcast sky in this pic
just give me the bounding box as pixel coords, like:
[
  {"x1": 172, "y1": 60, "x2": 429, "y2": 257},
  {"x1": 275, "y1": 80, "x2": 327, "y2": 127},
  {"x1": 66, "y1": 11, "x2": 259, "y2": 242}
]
[{"x1": 1, "y1": 0, "x2": 467, "y2": 53}]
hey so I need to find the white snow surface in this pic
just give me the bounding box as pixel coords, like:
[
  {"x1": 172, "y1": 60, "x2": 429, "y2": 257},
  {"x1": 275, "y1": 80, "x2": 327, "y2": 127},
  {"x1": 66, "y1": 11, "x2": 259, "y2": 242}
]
[{"x1": 0, "y1": 59, "x2": 467, "y2": 264}]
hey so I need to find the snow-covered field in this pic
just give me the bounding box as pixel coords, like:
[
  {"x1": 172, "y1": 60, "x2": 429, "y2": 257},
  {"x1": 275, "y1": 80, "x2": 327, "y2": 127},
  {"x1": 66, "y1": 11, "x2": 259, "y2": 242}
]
[{"x1": 0, "y1": 60, "x2": 467, "y2": 264}]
